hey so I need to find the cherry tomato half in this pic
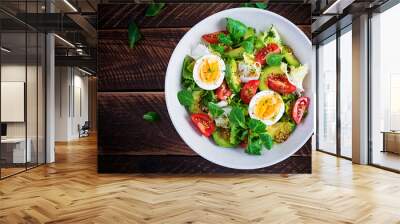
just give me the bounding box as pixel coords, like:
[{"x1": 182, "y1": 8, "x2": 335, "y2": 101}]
[
  {"x1": 215, "y1": 81, "x2": 232, "y2": 101},
  {"x1": 255, "y1": 43, "x2": 280, "y2": 65},
  {"x1": 202, "y1": 31, "x2": 228, "y2": 44},
  {"x1": 191, "y1": 113, "x2": 215, "y2": 137},
  {"x1": 292, "y1": 97, "x2": 310, "y2": 124},
  {"x1": 267, "y1": 75, "x2": 296, "y2": 94},
  {"x1": 240, "y1": 80, "x2": 259, "y2": 104}
]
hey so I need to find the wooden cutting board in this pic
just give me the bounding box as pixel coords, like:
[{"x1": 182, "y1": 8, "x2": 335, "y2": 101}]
[{"x1": 97, "y1": 2, "x2": 312, "y2": 173}]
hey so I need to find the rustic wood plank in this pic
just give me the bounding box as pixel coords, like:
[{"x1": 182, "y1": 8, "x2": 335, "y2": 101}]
[
  {"x1": 98, "y1": 3, "x2": 311, "y2": 30},
  {"x1": 98, "y1": 92, "x2": 196, "y2": 156},
  {"x1": 98, "y1": 92, "x2": 311, "y2": 156},
  {"x1": 98, "y1": 28, "x2": 188, "y2": 92},
  {"x1": 98, "y1": 155, "x2": 311, "y2": 173},
  {"x1": 98, "y1": 25, "x2": 310, "y2": 92}
]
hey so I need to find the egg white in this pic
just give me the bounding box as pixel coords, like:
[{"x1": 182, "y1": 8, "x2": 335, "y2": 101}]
[
  {"x1": 193, "y1": 54, "x2": 225, "y2": 90},
  {"x1": 248, "y1": 90, "x2": 285, "y2": 126}
]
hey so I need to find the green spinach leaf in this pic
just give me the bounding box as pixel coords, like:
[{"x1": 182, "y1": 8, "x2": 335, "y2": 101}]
[
  {"x1": 229, "y1": 106, "x2": 246, "y2": 128},
  {"x1": 260, "y1": 132, "x2": 273, "y2": 149},
  {"x1": 248, "y1": 119, "x2": 266, "y2": 134},
  {"x1": 267, "y1": 53, "x2": 284, "y2": 66},
  {"x1": 143, "y1": 111, "x2": 160, "y2": 122},
  {"x1": 128, "y1": 21, "x2": 141, "y2": 48},
  {"x1": 182, "y1": 55, "x2": 195, "y2": 80},
  {"x1": 210, "y1": 44, "x2": 225, "y2": 55},
  {"x1": 226, "y1": 18, "x2": 247, "y2": 43},
  {"x1": 218, "y1": 33, "x2": 233, "y2": 46},
  {"x1": 145, "y1": 3, "x2": 165, "y2": 17},
  {"x1": 255, "y1": 2, "x2": 268, "y2": 9},
  {"x1": 241, "y1": 36, "x2": 255, "y2": 53},
  {"x1": 247, "y1": 136, "x2": 262, "y2": 155},
  {"x1": 208, "y1": 102, "x2": 224, "y2": 118},
  {"x1": 177, "y1": 90, "x2": 193, "y2": 107}
]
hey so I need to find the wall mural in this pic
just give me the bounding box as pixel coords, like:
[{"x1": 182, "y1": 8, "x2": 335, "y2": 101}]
[{"x1": 97, "y1": 2, "x2": 312, "y2": 173}]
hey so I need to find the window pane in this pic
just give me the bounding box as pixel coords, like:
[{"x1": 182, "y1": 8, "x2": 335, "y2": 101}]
[
  {"x1": 371, "y1": 3, "x2": 400, "y2": 171},
  {"x1": 340, "y1": 29, "x2": 352, "y2": 158},
  {"x1": 318, "y1": 37, "x2": 337, "y2": 154}
]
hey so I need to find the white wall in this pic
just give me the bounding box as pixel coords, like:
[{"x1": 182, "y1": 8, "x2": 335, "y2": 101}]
[{"x1": 55, "y1": 67, "x2": 89, "y2": 141}]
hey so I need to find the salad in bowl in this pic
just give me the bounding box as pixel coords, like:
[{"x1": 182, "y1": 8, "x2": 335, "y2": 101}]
[{"x1": 176, "y1": 17, "x2": 310, "y2": 155}]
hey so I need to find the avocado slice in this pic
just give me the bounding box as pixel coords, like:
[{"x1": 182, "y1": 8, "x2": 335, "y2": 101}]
[
  {"x1": 188, "y1": 90, "x2": 203, "y2": 113},
  {"x1": 225, "y1": 58, "x2": 241, "y2": 93},
  {"x1": 259, "y1": 65, "x2": 285, "y2": 90},
  {"x1": 225, "y1": 47, "x2": 245, "y2": 59},
  {"x1": 266, "y1": 122, "x2": 296, "y2": 143},
  {"x1": 243, "y1": 27, "x2": 255, "y2": 40},
  {"x1": 212, "y1": 128, "x2": 235, "y2": 148},
  {"x1": 282, "y1": 46, "x2": 300, "y2": 67}
]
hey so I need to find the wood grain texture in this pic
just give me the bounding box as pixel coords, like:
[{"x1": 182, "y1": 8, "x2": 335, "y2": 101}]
[
  {"x1": 98, "y1": 92, "x2": 311, "y2": 157},
  {"x1": 98, "y1": 28, "x2": 188, "y2": 91},
  {"x1": 98, "y1": 155, "x2": 311, "y2": 173},
  {"x1": 1, "y1": 137, "x2": 400, "y2": 223},
  {"x1": 98, "y1": 3, "x2": 311, "y2": 29},
  {"x1": 98, "y1": 92, "x2": 194, "y2": 156}
]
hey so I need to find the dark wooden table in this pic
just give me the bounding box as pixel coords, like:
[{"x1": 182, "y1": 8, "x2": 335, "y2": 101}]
[{"x1": 97, "y1": 2, "x2": 312, "y2": 173}]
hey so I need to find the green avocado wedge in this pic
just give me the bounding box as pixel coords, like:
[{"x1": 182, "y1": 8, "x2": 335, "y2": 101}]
[
  {"x1": 225, "y1": 58, "x2": 241, "y2": 93},
  {"x1": 212, "y1": 128, "x2": 235, "y2": 148}
]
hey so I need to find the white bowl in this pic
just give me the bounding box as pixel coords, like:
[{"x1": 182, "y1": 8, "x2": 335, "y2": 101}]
[{"x1": 165, "y1": 8, "x2": 313, "y2": 170}]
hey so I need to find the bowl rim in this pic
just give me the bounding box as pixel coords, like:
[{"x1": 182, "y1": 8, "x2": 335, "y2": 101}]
[{"x1": 165, "y1": 7, "x2": 313, "y2": 170}]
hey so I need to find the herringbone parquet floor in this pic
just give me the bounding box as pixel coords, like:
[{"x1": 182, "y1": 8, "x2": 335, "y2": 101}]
[{"x1": 1, "y1": 135, "x2": 400, "y2": 224}]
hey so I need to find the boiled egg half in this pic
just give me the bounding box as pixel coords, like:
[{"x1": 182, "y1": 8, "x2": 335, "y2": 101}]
[
  {"x1": 193, "y1": 54, "x2": 225, "y2": 90},
  {"x1": 248, "y1": 90, "x2": 285, "y2": 126}
]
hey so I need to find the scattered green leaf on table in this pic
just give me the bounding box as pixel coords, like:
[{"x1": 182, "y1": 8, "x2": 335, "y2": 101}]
[
  {"x1": 145, "y1": 3, "x2": 165, "y2": 17},
  {"x1": 177, "y1": 90, "x2": 193, "y2": 107},
  {"x1": 255, "y1": 2, "x2": 268, "y2": 9},
  {"x1": 128, "y1": 21, "x2": 141, "y2": 48},
  {"x1": 240, "y1": 2, "x2": 268, "y2": 9},
  {"x1": 143, "y1": 111, "x2": 160, "y2": 122}
]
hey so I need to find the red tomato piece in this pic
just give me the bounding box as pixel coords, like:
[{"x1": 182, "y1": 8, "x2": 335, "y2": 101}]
[
  {"x1": 292, "y1": 97, "x2": 310, "y2": 124},
  {"x1": 267, "y1": 75, "x2": 296, "y2": 94},
  {"x1": 215, "y1": 81, "x2": 232, "y2": 101},
  {"x1": 202, "y1": 31, "x2": 228, "y2": 44},
  {"x1": 191, "y1": 113, "x2": 216, "y2": 137},
  {"x1": 254, "y1": 43, "x2": 280, "y2": 65},
  {"x1": 240, "y1": 80, "x2": 259, "y2": 104}
]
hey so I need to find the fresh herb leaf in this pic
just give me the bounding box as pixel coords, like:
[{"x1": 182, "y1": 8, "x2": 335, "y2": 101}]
[
  {"x1": 218, "y1": 33, "x2": 233, "y2": 46},
  {"x1": 249, "y1": 119, "x2": 266, "y2": 134},
  {"x1": 229, "y1": 106, "x2": 246, "y2": 128},
  {"x1": 241, "y1": 37, "x2": 255, "y2": 53},
  {"x1": 260, "y1": 132, "x2": 273, "y2": 149},
  {"x1": 226, "y1": 18, "x2": 247, "y2": 43},
  {"x1": 239, "y1": 129, "x2": 249, "y2": 141},
  {"x1": 182, "y1": 55, "x2": 195, "y2": 80},
  {"x1": 145, "y1": 3, "x2": 165, "y2": 17},
  {"x1": 128, "y1": 21, "x2": 141, "y2": 48},
  {"x1": 267, "y1": 53, "x2": 284, "y2": 66},
  {"x1": 229, "y1": 125, "x2": 242, "y2": 145},
  {"x1": 240, "y1": 2, "x2": 268, "y2": 9},
  {"x1": 177, "y1": 90, "x2": 193, "y2": 107},
  {"x1": 255, "y1": 2, "x2": 268, "y2": 9},
  {"x1": 247, "y1": 136, "x2": 262, "y2": 155},
  {"x1": 143, "y1": 111, "x2": 160, "y2": 122},
  {"x1": 210, "y1": 44, "x2": 225, "y2": 55},
  {"x1": 208, "y1": 102, "x2": 224, "y2": 118}
]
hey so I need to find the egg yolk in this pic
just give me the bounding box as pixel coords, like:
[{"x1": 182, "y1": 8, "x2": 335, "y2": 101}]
[
  {"x1": 254, "y1": 94, "x2": 281, "y2": 120},
  {"x1": 199, "y1": 59, "x2": 220, "y2": 83}
]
